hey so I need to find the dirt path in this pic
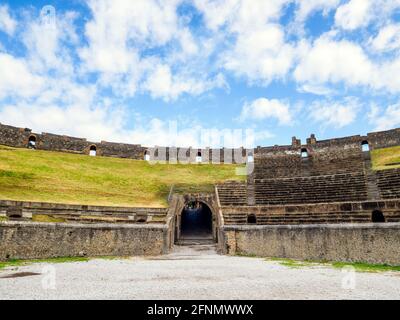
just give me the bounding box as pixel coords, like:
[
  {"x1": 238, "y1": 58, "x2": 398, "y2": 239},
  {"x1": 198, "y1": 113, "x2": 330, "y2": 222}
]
[{"x1": 1, "y1": 245, "x2": 399, "y2": 300}]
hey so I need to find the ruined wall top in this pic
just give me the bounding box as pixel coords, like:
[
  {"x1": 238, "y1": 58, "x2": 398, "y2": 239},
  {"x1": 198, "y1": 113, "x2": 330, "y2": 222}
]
[{"x1": 0, "y1": 122, "x2": 399, "y2": 161}]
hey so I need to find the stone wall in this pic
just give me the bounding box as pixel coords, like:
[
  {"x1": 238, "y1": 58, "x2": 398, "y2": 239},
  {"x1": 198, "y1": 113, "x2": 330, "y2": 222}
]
[
  {"x1": 0, "y1": 221, "x2": 168, "y2": 261},
  {"x1": 221, "y1": 199, "x2": 400, "y2": 225},
  {"x1": 0, "y1": 200, "x2": 167, "y2": 224},
  {"x1": 1, "y1": 122, "x2": 399, "y2": 162},
  {"x1": 0, "y1": 123, "x2": 248, "y2": 163},
  {"x1": 0, "y1": 123, "x2": 146, "y2": 159},
  {"x1": 253, "y1": 139, "x2": 366, "y2": 179},
  {"x1": 221, "y1": 223, "x2": 400, "y2": 265},
  {"x1": 367, "y1": 128, "x2": 400, "y2": 149}
]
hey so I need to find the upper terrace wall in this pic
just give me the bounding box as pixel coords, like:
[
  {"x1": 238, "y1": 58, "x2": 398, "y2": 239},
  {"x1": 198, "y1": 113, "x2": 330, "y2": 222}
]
[
  {"x1": 0, "y1": 123, "x2": 247, "y2": 163},
  {"x1": 0, "y1": 123, "x2": 146, "y2": 159},
  {"x1": 0, "y1": 122, "x2": 399, "y2": 163}
]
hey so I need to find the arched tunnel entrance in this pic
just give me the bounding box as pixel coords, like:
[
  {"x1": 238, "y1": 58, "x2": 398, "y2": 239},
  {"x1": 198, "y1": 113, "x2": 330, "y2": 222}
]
[{"x1": 180, "y1": 201, "x2": 213, "y2": 240}]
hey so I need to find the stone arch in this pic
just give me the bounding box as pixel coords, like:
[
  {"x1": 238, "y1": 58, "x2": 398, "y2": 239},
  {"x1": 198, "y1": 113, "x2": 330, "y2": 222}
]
[
  {"x1": 180, "y1": 200, "x2": 213, "y2": 239},
  {"x1": 247, "y1": 151, "x2": 254, "y2": 163},
  {"x1": 371, "y1": 210, "x2": 385, "y2": 223},
  {"x1": 144, "y1": 150, "x2": 150, "y2": 161},
  {"x1": 196, "y1": 151, "x2": 202, "y2": 163},
  {"x1": 301, "y1": 148, "x2": 309, "y2": 159},
  {"x1": 89, "y1": 145, "x2": 97, "y2": 157},
  {"x1": 28, "y1": 135, "x2": 37, "y2": 149},
  {"x1": 174, "y1": 194, "x2": 218, "y2": 243},
  {"x1": 361, "y1": 140, "x2": 370, "y2": 152},
  {"x1": 247, "y1": 214, "x2": 257, "y2": 224}
]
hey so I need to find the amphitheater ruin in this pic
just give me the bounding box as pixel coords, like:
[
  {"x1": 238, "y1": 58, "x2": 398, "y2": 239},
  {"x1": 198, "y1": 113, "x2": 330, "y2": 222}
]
[{"x1": 1, "y1": 123, "x2": 400, "y2": 265}]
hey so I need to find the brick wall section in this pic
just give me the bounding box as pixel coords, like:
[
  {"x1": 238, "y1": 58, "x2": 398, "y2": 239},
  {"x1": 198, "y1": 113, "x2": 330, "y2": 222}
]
[
  {"x1": 0, "y1": 221, "x2": 167, "y2": 260},
  {"x1": 221, "y1": 223, "x2": 400, "y2": 265}
]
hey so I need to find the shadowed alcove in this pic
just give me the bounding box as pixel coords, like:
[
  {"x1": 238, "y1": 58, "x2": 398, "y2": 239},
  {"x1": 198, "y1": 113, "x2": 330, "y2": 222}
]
[{"x1": 180, "y1": 201, "x2": 213, "y2": 239}]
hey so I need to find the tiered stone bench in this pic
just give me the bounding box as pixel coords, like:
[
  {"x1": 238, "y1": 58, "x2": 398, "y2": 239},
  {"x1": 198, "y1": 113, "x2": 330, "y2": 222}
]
[
  {"x1": 254, "y1": 172, "x2": 368, "y2": 205},
  {"x1": 217, "y1": 182, "x2": 248, "y2": 206},
  {"x1": 222, "y1": 200, "x2": 400, "y2": 225},
  {"x1": 376, "y1": 168, "x2": 400, "y2": 199}
]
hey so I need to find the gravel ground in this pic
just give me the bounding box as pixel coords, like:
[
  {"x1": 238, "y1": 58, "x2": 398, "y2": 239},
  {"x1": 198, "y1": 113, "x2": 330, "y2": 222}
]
[{"x1": 1, "y1": 245, "x2": 400, "y2": 300}]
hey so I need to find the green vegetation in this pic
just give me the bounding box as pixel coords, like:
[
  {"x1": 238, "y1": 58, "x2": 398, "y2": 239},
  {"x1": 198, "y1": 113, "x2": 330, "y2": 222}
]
[
  {"x1": 0, "y1": 257, "x2": 90, "y2": 270},
  {"x1": 32, "y1": 215, "x2": 66, "y2": 223},
  {"x1": 0, "y1": 145, "x2": 244, "y2": 207},
  {"x1": 0, "y1": 255, "x2": 133, "y2": 270},
  {"x1": 0, "y1": 216, "x2": 8, "y2": 222},
  {"x1": 268, "y1": 257, "x2": 316, "y2": 268},
  {"x1": 331, "y1": 261, "x2": 400, "y2": 273},
  {"x1": 371, "y1": 146, "x2": 400, "y2": 170},
  {"x1": 267, "y1": 257, "x2": 400, "y2": 273}
]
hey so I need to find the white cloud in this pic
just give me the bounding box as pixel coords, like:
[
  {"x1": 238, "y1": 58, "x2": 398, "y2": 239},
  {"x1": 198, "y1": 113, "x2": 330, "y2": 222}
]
[
  {"x1": 0, "y1": 53, "x2": 45, "y2": 100},
  {"x1": 370, "y1": 23, "x2": 400, "y2": 52},
  {"x1": 142, "y1": 63, "x2": 227, "y2": 101},
  {"x1": 335, "y1": 0, "x2": 372, "y2": 30},
  {"x1": 372, "y1": 103, "x2": 400, "y2": 131},
  {"x1": 0, "y1": 101, "x2": 137, "y2": 143},
  {"x1": 0, "y1": 5, "x2": 17, "y2": 36},
  {"x1": 239, "y1": 98, "x2": 292, "y2": 125},
  {"x1": 195, "y1": 0, "x2": 287, "y2": 32},
  {"x1": 295, "y1": 0, "x2": 340, "y2": 22},
  {"x1": 193, "y1": 0, "x2": 239, "y2": 31},
  {"x1": 294, "y1": 36, "x2": 374, "y2": 88},
  {"x1": 22, "y1": 11, "x2": 78, "y2": 75},
  {"x1": 78, "y1": 0, "x2": 183, "y2": 97},
  {"x1": 335, "y1": 0, "x2": 400, "y2": 31},
  {"x1": 79, "y1": 0, "x2": 225, "y2": 100},
  {"x1": 195, "y1": 1, "x2": 294, "y2": 84},
  {"x1": 223, "y1": 24, "x2": 294, "y2": 84},
  {"x1": 310, "y1": 98, "x2": 360, "y2": 128}
]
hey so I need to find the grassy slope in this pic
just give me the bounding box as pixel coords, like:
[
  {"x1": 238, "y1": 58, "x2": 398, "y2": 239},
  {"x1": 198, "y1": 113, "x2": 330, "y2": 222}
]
[
  {"x1": 0, "y1": 146, "x2": 244, "y2": 207},
  {"x1": 371, "y1": 145, "x2": 400, "y2": 170},
  {"x1": 1, "y1": 144, "x2": 398, "y2": 207}
]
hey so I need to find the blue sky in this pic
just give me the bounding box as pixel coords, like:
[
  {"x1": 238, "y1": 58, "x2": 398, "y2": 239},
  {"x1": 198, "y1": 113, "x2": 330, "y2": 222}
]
[{"x1": 0, "y1": 0, "x2": 400, "y2": 147}]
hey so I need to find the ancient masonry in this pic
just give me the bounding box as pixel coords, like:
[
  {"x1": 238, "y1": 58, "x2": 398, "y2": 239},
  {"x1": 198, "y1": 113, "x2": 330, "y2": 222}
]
[{"x1": 1, "y1": 123, "x2": 400, "y2": 265}]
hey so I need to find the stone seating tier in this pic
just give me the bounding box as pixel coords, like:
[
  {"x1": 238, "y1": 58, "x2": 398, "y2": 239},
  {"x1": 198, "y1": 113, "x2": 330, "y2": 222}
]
[{"x1": 376, "y1": 168, "x2": 400, "y2": 199}]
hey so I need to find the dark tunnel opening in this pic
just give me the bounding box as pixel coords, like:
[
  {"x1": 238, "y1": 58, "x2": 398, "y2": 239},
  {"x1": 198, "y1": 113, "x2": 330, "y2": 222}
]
[{"x1": 181, "y1": 201, "x2": 213, "y2": 239}]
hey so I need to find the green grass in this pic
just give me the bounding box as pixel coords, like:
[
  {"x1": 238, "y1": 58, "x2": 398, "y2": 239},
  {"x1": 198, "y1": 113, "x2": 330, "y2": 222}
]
[
  {"x1": 0, "y1": 256, "x2": 134, "y2": 270},
  {"x1": 0, "y1": 145, "x2": 244, "y2": 207},
  {"x1": 371, "y1": 146, "x2": 400, "y2": 170},
  {"x1": 0, "y1": 257, "x2": 90, "y2": 270},
  {"x1": 32, "y1": 215, "x2": 66, "y2": 223},
  {"x1": 267, "y1": 257, "x2": 400, "y2": 273},
  {"x1": 268, "y1": 257, "x2": 316, "y2": 268},
  {"x1": 331, "y1": 261, "x2": 400, "y2": 273}
]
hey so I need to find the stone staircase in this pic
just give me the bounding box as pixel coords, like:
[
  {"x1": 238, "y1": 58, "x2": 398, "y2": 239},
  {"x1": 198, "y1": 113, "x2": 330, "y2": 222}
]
[{"x1": 176, "y1": 238, "x2": 216, "y2": 246}]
